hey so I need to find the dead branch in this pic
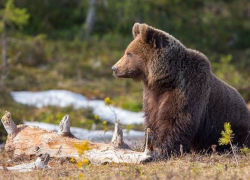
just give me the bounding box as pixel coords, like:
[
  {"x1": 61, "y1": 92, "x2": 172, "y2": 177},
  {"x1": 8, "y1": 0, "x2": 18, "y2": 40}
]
[{"x1": 0, "y1": 154, "x2": 50, "y2": 172}]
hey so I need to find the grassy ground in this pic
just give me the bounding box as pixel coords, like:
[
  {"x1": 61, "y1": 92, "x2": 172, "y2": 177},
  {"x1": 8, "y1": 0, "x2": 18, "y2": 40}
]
[{"x1": 1, "y1": 151, "x2": 250, "y2": 180}]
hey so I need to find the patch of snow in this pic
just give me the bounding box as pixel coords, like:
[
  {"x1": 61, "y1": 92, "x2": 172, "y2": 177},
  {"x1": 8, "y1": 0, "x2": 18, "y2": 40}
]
[
  {"x1": 11, "y1": 90, "x2": 144, "y2": 125},
  {"x1": 24, "y1": 121, "x2": 144, "y2": 143}
]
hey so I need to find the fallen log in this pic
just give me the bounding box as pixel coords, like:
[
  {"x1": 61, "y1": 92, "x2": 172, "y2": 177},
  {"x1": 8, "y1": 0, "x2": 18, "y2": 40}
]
[{"x1": 1, "y1": 111, "x2": 152, "y2": 165}]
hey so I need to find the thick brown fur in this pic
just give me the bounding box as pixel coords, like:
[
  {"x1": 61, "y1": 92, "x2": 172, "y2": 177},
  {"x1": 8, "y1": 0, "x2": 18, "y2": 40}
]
[{"x1": 112, "y1": 23, "x2": 250, "y2": 156}]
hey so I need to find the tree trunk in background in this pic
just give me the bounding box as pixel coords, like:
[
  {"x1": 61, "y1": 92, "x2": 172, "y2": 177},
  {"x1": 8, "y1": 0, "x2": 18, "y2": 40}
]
[
  {"x1": 84, "y1": 0, "x2": 97, "y2": 40},
  {"x1": 1, "y1": 32, "x2": 8, "y2": 83},
  {"x1": 2, "y1": 33, "x2": 7, "y2": 67}
]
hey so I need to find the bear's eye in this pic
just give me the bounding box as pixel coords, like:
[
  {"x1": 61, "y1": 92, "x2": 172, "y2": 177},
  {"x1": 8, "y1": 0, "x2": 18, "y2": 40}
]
[{"x1": 127, "y1": 52, "x2": 132, "y2": 57}]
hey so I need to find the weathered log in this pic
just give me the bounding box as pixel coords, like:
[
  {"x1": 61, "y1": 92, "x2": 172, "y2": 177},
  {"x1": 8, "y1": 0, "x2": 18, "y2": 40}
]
[{"x1": 1, "y1": 111, "x2": 152, "y2": 165}]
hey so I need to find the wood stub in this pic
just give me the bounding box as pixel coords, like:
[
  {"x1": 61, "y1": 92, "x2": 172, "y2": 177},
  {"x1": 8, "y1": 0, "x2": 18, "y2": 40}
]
[
  {"x1": 58, "y1": 115, "x2": 73, "y2": 137},
  {"x1": 111, "y1": 122, "x2": 124, "y2": 148},
  {"x1": 1, "y1": 111, "x2": 17, "y2": 135},
  {"x1": 144, "y1": 128, "x2": 152, "y2": 155}
]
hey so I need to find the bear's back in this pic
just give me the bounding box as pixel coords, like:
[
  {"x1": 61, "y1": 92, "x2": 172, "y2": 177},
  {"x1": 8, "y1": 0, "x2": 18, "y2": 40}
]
[{"x1": 193, "y1": 74, "x2": 250, "y2": 151}]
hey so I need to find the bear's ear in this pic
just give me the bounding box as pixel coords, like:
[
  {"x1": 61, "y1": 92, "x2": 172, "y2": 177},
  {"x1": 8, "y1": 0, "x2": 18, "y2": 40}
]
[
  {"x1": 140, "y1": 24, "x2": 169, "y2": 49},
  {"x1": 132, "y1": 23, "x2": 141, "y2": 39}
]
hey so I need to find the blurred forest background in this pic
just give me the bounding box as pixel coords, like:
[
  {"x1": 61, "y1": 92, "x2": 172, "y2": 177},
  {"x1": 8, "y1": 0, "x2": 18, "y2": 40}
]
[{"x1": 0, "y1": 0, "x2": 250, "y2": 141}]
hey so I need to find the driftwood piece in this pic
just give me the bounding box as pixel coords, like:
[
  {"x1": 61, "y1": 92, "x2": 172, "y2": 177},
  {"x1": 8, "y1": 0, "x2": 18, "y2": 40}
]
[
  {"x1": 0, "y1": 154, "x2": 50, "y2": 172},
  {"x1": 1, "y1": 111, "x2": 152, "y2": 165}
]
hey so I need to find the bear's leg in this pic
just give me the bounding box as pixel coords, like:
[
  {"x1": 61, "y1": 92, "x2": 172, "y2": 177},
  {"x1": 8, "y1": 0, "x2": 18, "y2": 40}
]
[{"x1": 148, "y1": 125, "x2": 195, "y2": 158}]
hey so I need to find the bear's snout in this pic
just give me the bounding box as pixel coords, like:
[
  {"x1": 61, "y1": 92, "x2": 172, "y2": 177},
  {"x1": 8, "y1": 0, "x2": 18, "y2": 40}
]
[
  {"x1": 112, "y1": 65, "x2": 120, "y2": 77},
  {"x1": 111, "y1": 66, "x2": 117, "y2": 72}
]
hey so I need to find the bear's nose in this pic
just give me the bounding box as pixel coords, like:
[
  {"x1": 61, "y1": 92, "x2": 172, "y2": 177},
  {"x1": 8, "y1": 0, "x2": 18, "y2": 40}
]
[{"x1": 111, "y1": 66, "x2": 117, "y2": 72}]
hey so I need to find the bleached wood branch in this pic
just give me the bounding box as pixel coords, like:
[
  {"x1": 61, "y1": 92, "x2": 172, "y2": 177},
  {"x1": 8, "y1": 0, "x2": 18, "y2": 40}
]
[{"x1": 0, "y1": 154, "x2": 50, "y2": 172}]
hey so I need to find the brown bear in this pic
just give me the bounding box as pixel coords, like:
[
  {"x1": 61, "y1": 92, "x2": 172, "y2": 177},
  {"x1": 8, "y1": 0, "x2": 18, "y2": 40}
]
[{"x1": 112, "y1": 23, "x2": 250, "y2": 156}]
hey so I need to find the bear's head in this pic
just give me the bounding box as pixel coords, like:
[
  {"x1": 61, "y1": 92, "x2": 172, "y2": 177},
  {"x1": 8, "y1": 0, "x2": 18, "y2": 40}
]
[{"x1": 112, "y1": 23, "x2": 188, "y2": 87}]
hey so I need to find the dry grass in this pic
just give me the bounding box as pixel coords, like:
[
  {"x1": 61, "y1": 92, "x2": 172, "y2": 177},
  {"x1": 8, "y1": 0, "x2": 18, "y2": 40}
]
[{"x1": 1, "y1": 151, "x2": 250, "y2": 180}]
